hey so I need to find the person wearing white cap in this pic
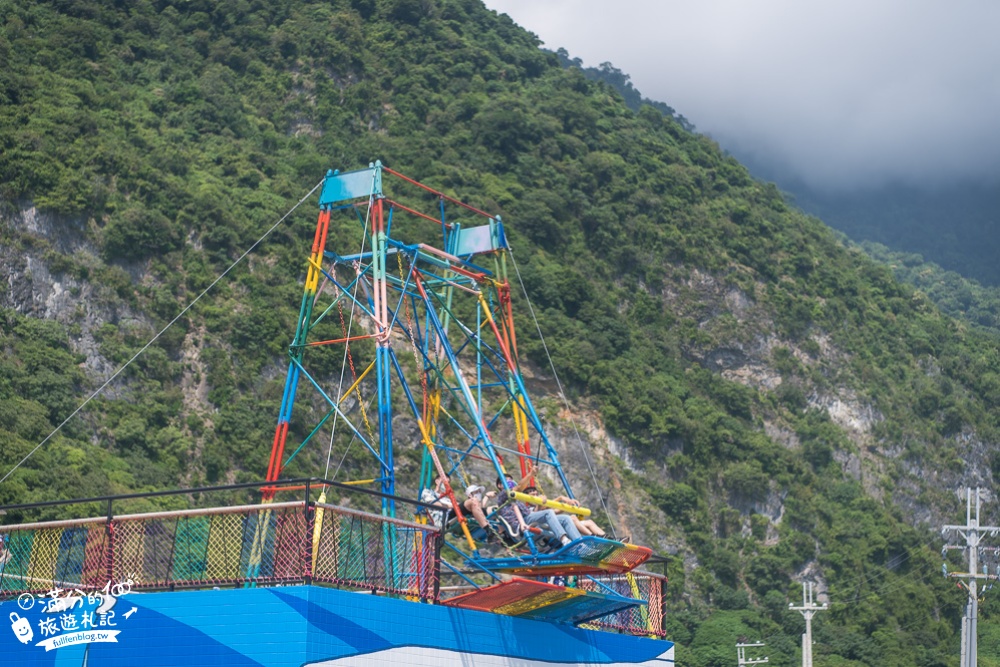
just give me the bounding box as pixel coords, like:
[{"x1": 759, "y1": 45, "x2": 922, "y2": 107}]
[{"x1": 462, "y1": 483, "x2": 495, "y2": 530}]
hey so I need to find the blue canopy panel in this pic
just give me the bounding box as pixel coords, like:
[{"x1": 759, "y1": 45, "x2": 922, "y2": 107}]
[
  {"x1": 441, "y1": 577, "x2": 643, "y2": 626},
  {"x1": 318, "y1": 163, "x2": 383, "y2": 207},
  {"x1": 449, "y1": 219, "x2": 508, "y2": 258},
  {"x1": 466, "y1": 537, "x2": 652, "y2": 577}
]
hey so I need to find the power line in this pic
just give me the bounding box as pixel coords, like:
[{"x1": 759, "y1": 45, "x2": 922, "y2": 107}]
[
  {"x1": 742, "y1": 515, "x2": 981, "y2": 658},
  {"x1": 0, "y1": 180, "x2": 325, "y2": 486}
]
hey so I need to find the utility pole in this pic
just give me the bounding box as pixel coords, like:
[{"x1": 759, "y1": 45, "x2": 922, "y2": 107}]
[
  {"x1": 942, "y1": 487, "x2": 1000, "y2": 667},
  {"x1": 736, "y1": 641, "x2": 768, "y2": 666},
  {"x1": 789, "y1": 582, "x2": 827, "y2": 667}
]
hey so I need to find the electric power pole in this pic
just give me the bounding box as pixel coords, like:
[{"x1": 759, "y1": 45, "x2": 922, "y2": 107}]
[
  {"x1": 736, "y1": 641, "x2": 768, "y2": 666},
  {"x1": 789, "y1": 582, "x2": 827, "y2": 667},
  {"x1": 942, "y1": 487, "x2": 1000, "y2": 667}
]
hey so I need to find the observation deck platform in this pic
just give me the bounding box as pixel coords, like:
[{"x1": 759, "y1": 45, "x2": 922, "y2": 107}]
[{"x1": 0, "y1": 479, "x2": 666, "y2": 638}]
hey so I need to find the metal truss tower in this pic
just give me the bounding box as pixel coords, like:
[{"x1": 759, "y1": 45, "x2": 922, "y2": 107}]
[{"x1": 263, "y1": 161, "x2": 573, "y2": 546}]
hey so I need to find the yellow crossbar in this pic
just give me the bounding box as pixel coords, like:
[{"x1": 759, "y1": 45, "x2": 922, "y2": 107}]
[
  {"x1": 510, "y1": 491, "x2": 591, "y2": 517},
  {"x1": 340, "y1": 360, "x2": 375, "y2": 404}
]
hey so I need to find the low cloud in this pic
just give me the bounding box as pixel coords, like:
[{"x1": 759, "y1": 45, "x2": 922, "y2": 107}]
[{"x1": 486, "y1": 0, "x2": 1000, "y2": 191}]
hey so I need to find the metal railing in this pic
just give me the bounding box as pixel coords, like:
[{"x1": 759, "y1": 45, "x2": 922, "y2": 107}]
[
  {"x1": 0, "y1": 478, "x2": 441, "y2": 602},
  {"x1": 0, "y1": 480, "x2": 666, "y2": 639},
  {"x1": 312, "y1": 503, "x2": 440, "y2": 599}
]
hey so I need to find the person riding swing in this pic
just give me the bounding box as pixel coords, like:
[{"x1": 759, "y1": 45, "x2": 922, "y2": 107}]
[
  {"x1": 495, "y1": 467, "x2": 582, "y2": 548},
  {"x1": 523, "y1": 486, "x2": 607, "y2": 538}
]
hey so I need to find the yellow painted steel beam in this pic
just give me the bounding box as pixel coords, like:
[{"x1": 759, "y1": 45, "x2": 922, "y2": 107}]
[{"x1": 510, "y1": 491, "x2": 591, "y2": 518}]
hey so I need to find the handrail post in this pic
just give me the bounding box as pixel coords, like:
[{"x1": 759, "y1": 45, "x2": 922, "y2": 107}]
[
  {"x1": 104, "y1": 498, "x2": 114, "y2": 588},
  {"x1": 304, "y1": 480, "x2": 313, "y2": 585},
  {"x1": 432, "y1": 525, "x2": 443, "y2": 603},
  {"x1": 659, "y1": 576, "x2": 667, "y2": 637}
]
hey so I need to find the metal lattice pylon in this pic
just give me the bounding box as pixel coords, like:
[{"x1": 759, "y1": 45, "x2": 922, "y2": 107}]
[{"x1": 262, "y1": 161, "x2": 576, "y2": 552}]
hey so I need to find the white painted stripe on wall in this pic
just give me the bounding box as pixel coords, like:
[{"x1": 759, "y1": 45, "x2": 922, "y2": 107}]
[{"x1": 309, "y1": 645, "x2": 675, "y2": 667}]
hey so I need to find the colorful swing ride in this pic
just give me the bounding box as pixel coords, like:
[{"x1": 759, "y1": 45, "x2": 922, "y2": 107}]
[
  {"x1": 0, "y1": 162, "x2": 673, "y2": 666},
  {"x1": 264, "y1": 160, "x2": 652, "y2": 616}
]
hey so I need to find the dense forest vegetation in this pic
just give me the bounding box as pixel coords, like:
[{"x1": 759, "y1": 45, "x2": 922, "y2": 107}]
[
  {"x1": 766, "y1": 177, "x2": 1000, "y2": 288},
  {"x1": 1, "y1": 1, "x2": 1000, "y2": 665},
  {"x1": 552, "y1": 48, "x2": 695, "y2": 132},
  {"x1": 862, "y1": 241, "x2": 1000, "y2": 337}
]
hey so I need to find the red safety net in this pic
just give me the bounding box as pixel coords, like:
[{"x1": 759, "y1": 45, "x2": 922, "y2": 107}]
[
  {"x1": 580, "y1": 571, "x2": 667, "y2": 638},
  {"x1": 442, "y1": 578, "x2": 581, "y2": 614}
]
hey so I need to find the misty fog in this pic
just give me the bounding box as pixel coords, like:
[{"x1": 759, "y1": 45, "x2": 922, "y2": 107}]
[{"x1": 486, "y1": 0, "x2": 1000, "y2": 193}]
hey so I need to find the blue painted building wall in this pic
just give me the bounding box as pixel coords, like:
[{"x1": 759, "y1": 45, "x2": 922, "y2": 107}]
[{"x1": 2, "y1": 586, "x2": 674, "y2": 666}]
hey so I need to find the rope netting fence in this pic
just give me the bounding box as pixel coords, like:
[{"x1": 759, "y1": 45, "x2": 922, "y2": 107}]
[
  {"x1": 111, "y1": 502, "x2": 311, "y2": 590},
  {"x1": 0, "y1": 480, "x2": 663, "y2": 640},
  {"x1": 580, "y1": 571, "x2": 667, "y2": 638},
  {"x1": 0, "y1": 501, "x2": 439, "y2": 602},
  {"x1": 312, "y1": 503, "x2": 439, "y2": 599},
  {"x1": 0, "y1": 516, "x2": 109, "y2": 594}
]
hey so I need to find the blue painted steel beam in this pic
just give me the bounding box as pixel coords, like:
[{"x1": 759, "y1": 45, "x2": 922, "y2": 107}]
[
  {"x1": 389, "y1": 347, "x2": 423, "y2": 433},
  {"x1": 320, "y1": 272, "x2": 378, "y2": 323},
  {"x1": 289, "y1": 358, "x2": 386, "y2": 468},
  {"x1": 375, "y1": 344, "x2": 395, "y2": 512},
  {"x1": 417, "y1": 282, "x2": 506, "y2": 483},
  {"x1": 308, "y1": 269, "x2": 368, "y2": 330},
  {"x1": 508, "y1": 369, "x2": 574, "y2": 497},
  {"x1": 282, "y1": 403, "x2": 339, "y2": 469}
]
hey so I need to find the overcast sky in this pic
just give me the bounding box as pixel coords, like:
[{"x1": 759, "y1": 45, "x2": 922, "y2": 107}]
[{"x1": 484, "y1": 0, "x2": 1000, "y2": 192}]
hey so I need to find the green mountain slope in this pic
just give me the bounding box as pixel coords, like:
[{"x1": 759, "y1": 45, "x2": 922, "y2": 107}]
[
  {"x1": 556, "y1": 52, "x2": 1000, "y2": 367},
  {"x1": 862, "y1": 240, "x2": 1000, "y2": 336},
  {"x1": 1, "y1": 1, "x2": 999, "y2": 664},
  {"x1": 782, "y1": 179, "x2": 1000, "y2": 288}
]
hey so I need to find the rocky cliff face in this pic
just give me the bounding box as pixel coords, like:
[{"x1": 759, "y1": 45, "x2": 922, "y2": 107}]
[{"x1": 1, "y1": 205, "x2": 144, "y2": 385}]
